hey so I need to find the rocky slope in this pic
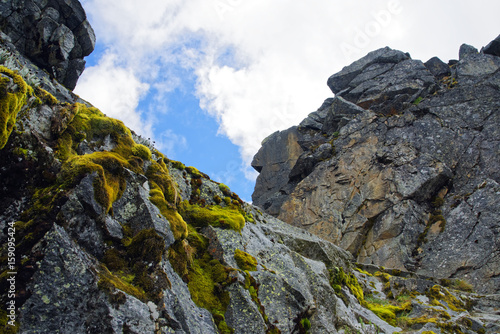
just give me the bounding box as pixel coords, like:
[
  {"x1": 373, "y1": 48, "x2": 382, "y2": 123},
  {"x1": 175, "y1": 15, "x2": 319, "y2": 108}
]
[
  {"x1": 252, "y1": 36, "x2": 500, "y2": 297},
  {"x1": 1, "y1": 1, "x2": 499, "y2": 333}
]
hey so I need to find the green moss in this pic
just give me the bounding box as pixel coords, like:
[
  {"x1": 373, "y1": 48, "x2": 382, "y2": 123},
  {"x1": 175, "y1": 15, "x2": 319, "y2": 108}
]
[
  {"x1": 12, "y1": 147, "x2": 28, "y2": 158},
  {"x1": 100, "y1": 228, "x2": 171, "y2": 304},
  {"x1": 300, "y1": 318, "x2": 311, "y2": 331},
  {"x1": 214, "y1": 195, "x2": 222, "y2": 204},
  {"x1": 330, "y1": 267, "x2": 364, "y2": 301},
  {"x1": 187, "y1": 253, "x2": 233, "y2": 333},
  {"x1": 413, "y1": 96, "x2": 423, "y2": 105},
  {"x1": 0, "y1": 66, "x2": 32, "y2": 149},
  {"x1": 146, "y1": 160, "x2": 178, "y2": 204},
  {"x1": 354, "y1": 267, "x2": 372, "y2": 276},
  {"x1": 131, "y1": 143, "x2": 152, "y2": 160},
  {"x1": 234, "y1": 249, "x2": 257, "y2": 271},
  {"x1": 219, "y1": 183, "x2": 231, "y2": 196},
  {"x1": 127, "y1": 229, "x2": 165, "y2": 263},
  {"x1": 56, "y1": 103, "x2": 135, "y2": 161},
  {"x1": 181, "y1": 202, "x2": 245, "y2": 232},
  {"x1": 102, "y1": 248, "x2": 127, "y2": 272},
  {"x1": 98, "y1": 265, "x2": 147, "y2": 302},
  {"x1": 426, "y1": 285, "x2": 466, "y2": 312},
  {"x1": 59, "y1": 151, "x2": 129, "y2": 213},
  {"x1": 244, "y1": 212, "x2": 255, "y2": 223},
  {"x1": 365, "y1": 301, "x2": 411, "y2": 326},
  {"x1": 186, "y1": 166, "x2": 203, "y2": 178},
  {"x1": 452, "y1": 279, "x2": 474, "y2": 293},
  {"x1": 169, "y1": 159, "x2": 185, "y2": 170},
  {"x1": 34, "y1": 86, "x2": 58, "y2": 105},
  {"x1": 149, "y1": 183, "x2": 188, "y2": 240}
]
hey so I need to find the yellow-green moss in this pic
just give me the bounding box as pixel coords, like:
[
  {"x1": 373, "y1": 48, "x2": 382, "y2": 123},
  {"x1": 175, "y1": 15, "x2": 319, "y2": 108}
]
[
  {"x1": 187, "y1": 253, "x2": 234, "y2": 333},
  {"x1": 181, "y1": 202, "x2": 245, "y2": 232},
  {"x1": 330, "y1": 267, "x2": 364, "y2": 301},
  {"x1": 98, "y1": 265, "x2": 147, "y2": 302},
  {"x1": 0, "y1": 66, "x2": 32, "y2": 149},
  {"x1": 169, "y1": 159, "x2": 185, "y2": 170},
  {"x1": 426, "y1": 285, "x2": 466, "y2": 312},
  {"x1": 127, "y1": 228, "x2": 165, "y2": 263},
  {"x1": 234, "y1": 249, "x2": 257, "y2": 271},
  {"x1": 146, "y1": 160, "x2": 178, "y2": 204},
  {"x1": 186, "y1": 166, "x2": 203, "y2": 178},
  {"x1": 365, "y1": 300, "x2": 411, "y2": 326},
  {"x1": 354, "y1": 267, "x2": 372, "y2": 276},
  {"x1": 56, "y1": 103, "x2": 135, "y2": 161},
  {"x1": 219, "y1": 183, "x2": 231, "y2": 196},
  {"x1": 59, "y1": 151, "x2": 129, "y2": 213},
  {"x1": 149, "y1": 183, "x2": 188, "y2": 240},
  {"x1": 131, "y1": 143, "x2": 152, "y2": 160},
  {"x1": 100, "y1": 228, "x2": 170, "y2": 303},
  {"x1": 244, "y1": 212, "x2": 255, "y2": 223},
  {"x1": 34, "y1": 86, "x2": 58, "y2": 105}
]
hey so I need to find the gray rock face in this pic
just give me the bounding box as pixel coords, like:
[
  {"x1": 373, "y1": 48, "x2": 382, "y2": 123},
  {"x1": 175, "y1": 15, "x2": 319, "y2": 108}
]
[
  {"x1": 19, "y1": 224, "x2": 157, "y2": 334},
  {"x1": 483, "y1": 33, "x2": 500, "y2": 56},
  {"x1": 252, "y1": 35, "x2": 500, "y2": 294},
  {"x1": 0, "y1": 0, "x2": 95, "y2": 89}
]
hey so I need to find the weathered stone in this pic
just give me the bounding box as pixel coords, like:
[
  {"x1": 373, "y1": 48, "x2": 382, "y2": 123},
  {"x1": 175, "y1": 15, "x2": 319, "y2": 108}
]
[
  {"x1": 483, "y1": 33, "x2": 500, "y2": 56},
  {"x1": 459, "y1": 43, "x2": 479, "y2": 59},
  {"x1": 253, "y1": 36, "x2": 500, "y2": 294},
  {"x1": 225, "y1": 284, "x2": 267, "y2": 333},
  {"x1": 251, "y1": 127, "x2": 303, "y2": 215},
  {"x1": 113, "y1": 169, "x2": 176, "y2": 247},
  {"x1": 327, "y1": 47, "x2": 410, "y2": 94},
  {"x1": 424, "y1": 56, "x2": 451, "y2": 78},
  {"x1": 18, "y1": 225, "x2": 113, "y2": 333},
  {"x1": 0, "y1": 0, "x2": 95, "y2": 89}
]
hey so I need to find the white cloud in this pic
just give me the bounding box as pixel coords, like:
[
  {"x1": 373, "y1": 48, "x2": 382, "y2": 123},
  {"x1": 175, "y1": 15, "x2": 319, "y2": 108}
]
[
  {"x1": 78, "y1": 0, "x2": 500, "y2": 182},
  {"x1": 155, "y1": 129, "x2": 188, "y2": 159},
  {"x1": 74, "y1": 52, "x2": 152, "y2": 138}
]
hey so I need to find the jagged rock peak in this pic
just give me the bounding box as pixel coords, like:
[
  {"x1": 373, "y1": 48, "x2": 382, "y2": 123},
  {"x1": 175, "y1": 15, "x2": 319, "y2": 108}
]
[
  {"x1": 0, "y1": 0, "x2": 95, "y2": 90},
  {"x1": 252, "y1": 34, "x2": 500, "y2": 297}
]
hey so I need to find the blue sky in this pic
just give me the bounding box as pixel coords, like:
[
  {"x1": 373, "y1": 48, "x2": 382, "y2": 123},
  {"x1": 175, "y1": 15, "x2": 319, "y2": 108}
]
[{"x1": 75, "y1": 0, "x2": 500, "y2": 203}]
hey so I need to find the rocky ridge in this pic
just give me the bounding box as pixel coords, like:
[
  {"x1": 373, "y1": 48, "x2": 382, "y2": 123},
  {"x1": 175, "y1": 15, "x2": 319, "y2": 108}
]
[
  {"x1": 0, "y1": 2, "x2": 500, "y2": 333},
  {"x1": 252, "y1": 35, "x2": 500, "y2": 297}
]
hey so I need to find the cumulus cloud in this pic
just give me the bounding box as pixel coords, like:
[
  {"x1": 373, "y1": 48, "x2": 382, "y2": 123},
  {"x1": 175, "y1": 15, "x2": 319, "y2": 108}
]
[{"x1": 78, "y1": 0, "x2": 500, "y2": 181}]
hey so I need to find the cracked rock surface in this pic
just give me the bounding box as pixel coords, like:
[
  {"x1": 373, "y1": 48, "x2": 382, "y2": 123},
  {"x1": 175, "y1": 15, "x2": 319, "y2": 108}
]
[{"x1": 252, "y1": 37, "x2": 500, "y2": 295}]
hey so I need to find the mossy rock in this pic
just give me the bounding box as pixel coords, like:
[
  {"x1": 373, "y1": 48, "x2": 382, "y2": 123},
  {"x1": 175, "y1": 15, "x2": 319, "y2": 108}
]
[
  {"x1": 131, "y1": 143, "x2": 152, "y2": 160},
  {"x1": 234, "y1": 249, "x2": 257, "y2": 271},
  {"x1": 149, "y1": 183, "x2": 188, "y2": 240},
  {"x1": 56, "y1": 103, "x2": 135, "y2": 161},
  {"x1": 97, "y1": 265, "x2": 147, "y2": 302},
  {"x1": 181, "y1": 202, "x2": 245, "y2": 232},
  {"x1": 146, "y1": 160, "x2": 178, "y2": 204},
  {"x1": 0, "y1": 66, "x2": 33, "y2": 149},
  {"x1": 60, "y1": 151, "x2": 129, "y2": 213},
  {"x1": 127, "y1": 228, "x2": 165, "y2": 263}
]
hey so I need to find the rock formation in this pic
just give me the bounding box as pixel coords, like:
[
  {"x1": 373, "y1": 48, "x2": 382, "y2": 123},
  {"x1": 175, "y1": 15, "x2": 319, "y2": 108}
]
[
  {"x1": 0, "y1": 0, "x2": 95, "y2": 90},
  {"x1": 1, "y1": 1, "x2": 499, "y2": 333},
  {"x1": 252, "y1": 36, "x2": 500, "y2": 296}
]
